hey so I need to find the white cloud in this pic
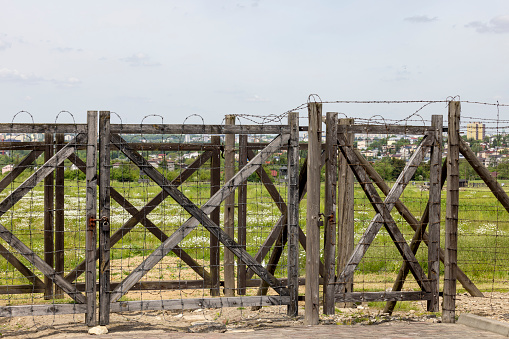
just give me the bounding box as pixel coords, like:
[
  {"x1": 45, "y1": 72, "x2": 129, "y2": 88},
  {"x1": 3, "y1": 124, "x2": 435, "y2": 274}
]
[
  {"x1": 404, "y1": 15, "x2": 438, "y2": 23},
  {"x1": 120, "y1": 53, "x2": 161, "y2": 67},
  {"x1": 0, "y1": 68, "x2": 81, "y2": 88},
  {"x1": 52, "y1": 77, "x2": 81, "y2": 88},
  {"x1": 0, "y1": 68, "x2": 43, "y2": 84},
  {"x1": 466, "y1": 15, "x2": 509, "y2": 33}
]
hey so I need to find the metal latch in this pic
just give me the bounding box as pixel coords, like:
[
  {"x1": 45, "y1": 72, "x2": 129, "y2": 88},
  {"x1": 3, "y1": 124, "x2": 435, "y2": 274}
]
[{"x1": 89, "y1": 216, "x2": 109, "y2": 231}]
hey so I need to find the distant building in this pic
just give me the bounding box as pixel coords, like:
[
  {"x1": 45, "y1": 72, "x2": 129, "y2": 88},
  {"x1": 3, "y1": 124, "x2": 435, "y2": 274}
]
[{"x1": 467, "y1": 122, "x2": 485, "y2": 140}]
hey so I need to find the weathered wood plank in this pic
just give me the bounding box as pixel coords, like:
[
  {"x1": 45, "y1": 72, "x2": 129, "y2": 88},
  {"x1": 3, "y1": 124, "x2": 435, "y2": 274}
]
[
  {"x1": 335, "y1": 291, "x2": 432, "y2": 303},
  {"x1": 337, "y1": 124, "x2": 434, "y2": 135},
  {"x1": 0, "y1": 133, "x2": 87, "y2": 217},
  {"x1": 110, "y1": 296, "x2": 290, "y2": 313},
  {"x1": 237, "y1": 134, "x2": 248, "y2": 295},
  {"x1": 0, "y1": 124, "x2": 87, "y2": 134},
  {"x1": 335, "y1": 134, "x2": 432, "y2": 295},
  {"x1": 305, "y1": 102, "x2": 321, "y2": 325},
  {"x1": 54, "y1": 133, "x2": 65, "y2": 299},
  {"x1": 0, "y1": 150, "x2": 43, "y2": 192},
  {"x1": 0, "y1": 304, "x2": 87, "y2": 318},
  {"x1": 210, "y1": 136, "x2": 221, "y2": 296},
  {"x1": 444, "y1": 101, "x2": 461, "y2": 323},
  {"x1": 98, "y1": 111, "x2": 111, "y2": 325},
  {"x1": 323, "y1": 112, "x2": 338, "y2": 315},
  {"x1": 109, "y1": 132, "x2": 290, "y2": 302},
  {"x1": 85, "y1": 111, "x2": 98, "y2": 326},
  {"x1": 43, "y1": 132, "x2": 54, "y2": 300},
  {"x1": 223, "y1": 115, "x2": 236, "y2": 297},
  {"x1": 287, "y1": 112, "x2": 300, "y2": 317},
  {"x1": 337, "y1": 118, "x2": 355, "y2": 307},
  {"x1": 110, "y1": 124, "x2": 289, "y2": 135},
  {"x1": 427, "y1": 115, "x2": 442, "y2": 312},
  {"x1": 0, "y1": 142, "x2": 45, "y2": 151}
]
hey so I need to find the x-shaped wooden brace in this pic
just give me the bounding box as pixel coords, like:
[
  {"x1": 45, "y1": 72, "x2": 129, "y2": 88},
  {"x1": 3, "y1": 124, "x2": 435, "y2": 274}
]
[
  {"x1": 335, "y1": 133, "x2": 433, "y2": 297},
  {"x1": 0, "y1": 134, "x2": 88, "y2": 304},
  {"x1": 109, "y1": 133, "x2": 291, "y2": 302},
  {"x1": 64, "y1": 151, "x2": 214, "y2": 283},
  {"x1": 0, "y1": 149, "x2": 45, "y2": 288}
]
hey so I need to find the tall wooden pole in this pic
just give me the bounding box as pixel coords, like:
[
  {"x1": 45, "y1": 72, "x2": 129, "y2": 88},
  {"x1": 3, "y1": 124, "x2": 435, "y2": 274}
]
[
  {"x1": 337, "y1": 118, "x2": 354, "y2": 307},
  {"x1": 99, "y1": 111, "x2": 111, "y2": 325},
  {"x1": 323, "y1": 112, "x2": 338, "y2": 314},
  {"x1": 223, "y1": 115, "x2": 236, "y2": 297},
  {"x1": 43, "y1": 132, "x2": 54, "y2": 300},
  {"x1": 444, "y1": 101, "x2": 460, "y2": 323},
  {"x1": 210, "y1": 136, "x2": 221, "y2": 296},
  {"x1": 287, "y1": 112, "x2": 300, "y2": 316},
  {"x1": 85, "y1": 111, "x2": 98, "y2": 326},
  {"x1": 237, "y1": 134, "x2": 248, "y2": 295},
  {"x1": 305, "y1": 102, "x2": 321, "y2": 325},
  {"x1": 428, "y1": 115, "x2": 442, "y2": 312},
  {"x1": 54, "y1": 133, "x2": 65, "y2": 299}
]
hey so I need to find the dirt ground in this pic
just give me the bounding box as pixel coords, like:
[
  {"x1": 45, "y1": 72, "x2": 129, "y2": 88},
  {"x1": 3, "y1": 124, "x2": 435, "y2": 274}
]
[{"x1": 0, "y1": 292, "x2": 508, "y2": 338}]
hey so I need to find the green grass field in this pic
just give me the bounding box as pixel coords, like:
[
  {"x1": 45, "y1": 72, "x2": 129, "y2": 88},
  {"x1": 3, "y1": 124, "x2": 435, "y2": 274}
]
[{"x1": 0, "y1": 168, "x2": 508, "y2": 300}]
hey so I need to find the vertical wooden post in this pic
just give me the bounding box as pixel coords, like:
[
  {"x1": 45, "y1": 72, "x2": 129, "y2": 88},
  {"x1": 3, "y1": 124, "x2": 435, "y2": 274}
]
[
  {"x1": 85, "y1": 111, "x2": 98, "y2": 326},
  {"x1": 223, "y1": 115, "x2": 236, "y2": 297},
  {"x1": 428, "y1": 115, "x2": 442, "y2": 312},
  {"x1": 305, "y1": 102, "x2": 321, "y2": 325},
  {"x1": 44, "y1": 132, "x2": 54, "y2": 300},
  {"x1": 323, "y1": 112, "x2": 338, "y2": 314},
  {"x1": 287, "y1": 112, "x2": 300, "y2": 317},
  {"x1": 54, "y1": 133, "x2": 65, "y2": 299},
  {"x1": 210, "y1": 136, "x2": 221, "y2": 296},
  {"x1": 99, "y1": 111, "x2": 111, "y2": 325},
  {"x1": 444, "y1": 102, "x2": 460, "y2": 323},
  {"x1": 337, "y1": 118, "x2": 354, "y2": 306},
  {"x1": 237, "y1": 134, "x2": 248, "y2": 295}
]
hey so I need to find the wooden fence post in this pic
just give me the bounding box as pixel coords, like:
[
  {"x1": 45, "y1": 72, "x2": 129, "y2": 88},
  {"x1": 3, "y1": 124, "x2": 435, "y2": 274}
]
[
  {"x1": 428, "y1": 115, "x2": 442, "y2": 312},
  {"x1": 85, "y1": 111, "x2": 98, "y2": 326},
  {"x1": 99, "y1": 111, "x2": 111, "y2": 325},
  {"x1": 224, "y1": 115, "x2": 236, "y2": 297},
  {"x1": 210, "y1": 136, "x2": 221, "y2": 296},
  {"x1": 305, "y1": 102, "x2": 321, "y2": 325},
  {"x1": 54, "y1": 133, "x2": 65, "y2": 299},
  {"x1": 44, "y1": 132, "x2": 54, "y2": 300},
  {"x1": 237, "y1": 134, "x2": 248, "y2": 295},
  {"x1": 323, "y1": 112, "x2": 338, "y2": 315},
  {"x1": 444, "y1": 102, "x2": 460, "y2": 323},
  {"x1": 287, "y1": 112, "x2": 300, "y2": 317},
  {"x1": 337, "y1": 118, "x2": 354, "y2": 307}
]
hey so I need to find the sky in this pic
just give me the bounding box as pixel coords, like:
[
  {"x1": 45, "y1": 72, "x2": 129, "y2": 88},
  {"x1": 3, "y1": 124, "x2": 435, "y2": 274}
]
[{"x1": 0, "y1": 1, "x2": 508, "y2": 124}]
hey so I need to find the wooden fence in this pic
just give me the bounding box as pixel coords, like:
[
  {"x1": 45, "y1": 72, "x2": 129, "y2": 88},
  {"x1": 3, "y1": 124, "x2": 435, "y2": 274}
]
[{"x1": 0, "y1": 102, "x2": 507, "y2": 326}]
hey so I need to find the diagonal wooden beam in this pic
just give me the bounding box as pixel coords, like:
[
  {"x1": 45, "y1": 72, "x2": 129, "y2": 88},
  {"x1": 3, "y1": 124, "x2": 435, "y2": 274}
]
[
  {"x1": 109, "y1": 133, "x2": 291, "y2": 301},
  {"x1": 246, "y1": 153, "x2": 327, "y2": 281},
  {"x1": 354, "y1": 148, "x2": 483, "y2": 299},
  {"x1": 383, "y1": 158, "x2": 447, "y2": 313},
  {"x1": 335, "y1": 134, "x2": 433, "y2": 295},
  {"x1": 0, "y1": 150, "x2": 43, "y2": 193},
  {"x1": 0, "y1": 134, "x2": 87, "y2": 217},
  {"x1": 65, "y1": 151, "x2": 213, "y2": 282},
  {"x1": 0, "y1": 222, "x2": 86, "y2": 303},
  {"x1": 459, "y1": 137, "x2": 509, "y2": 214},
  {"x1": 0, "y1": 242, "x2": 44, "y2": 288}
]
